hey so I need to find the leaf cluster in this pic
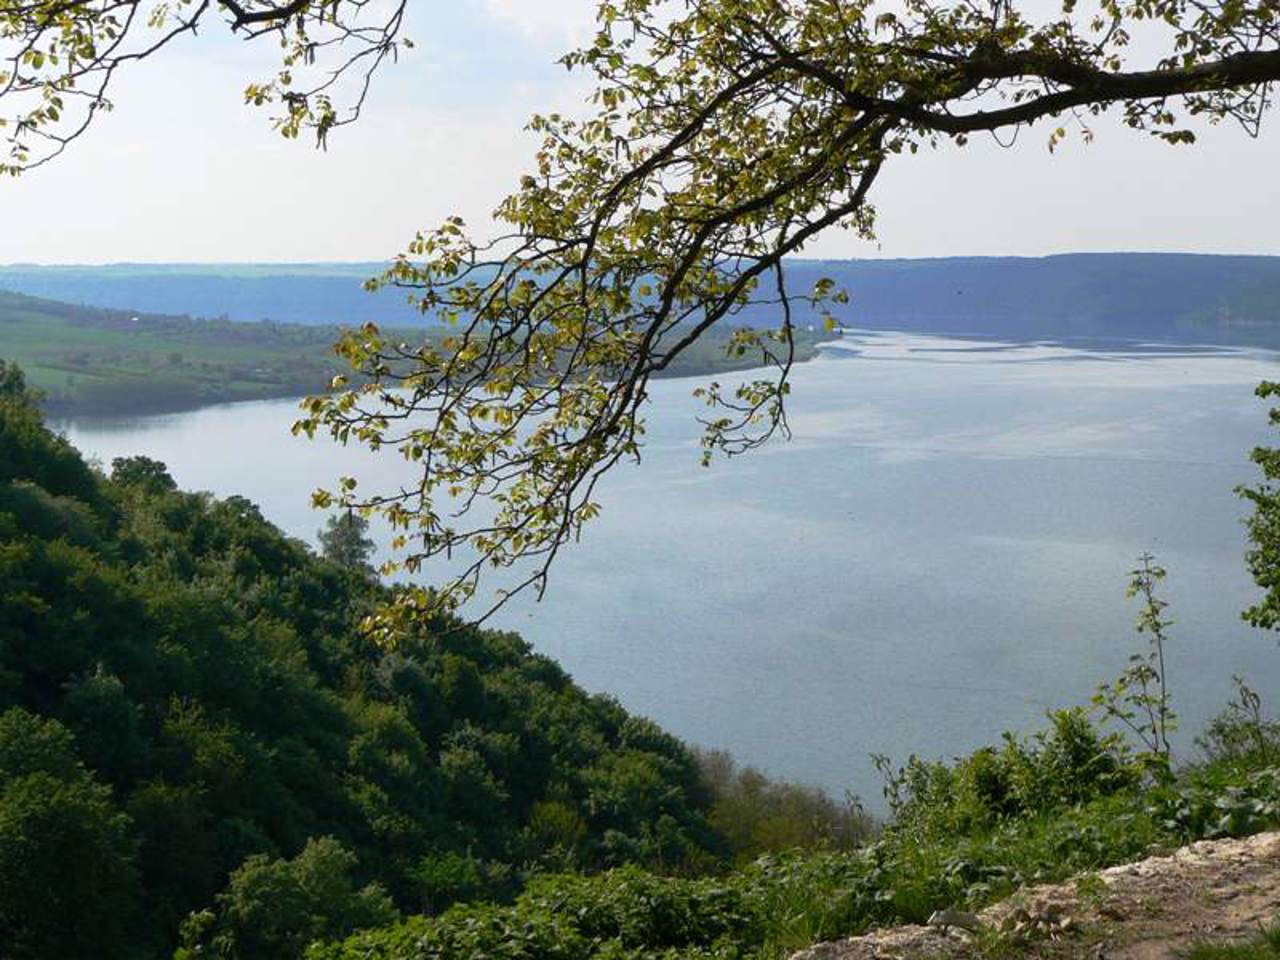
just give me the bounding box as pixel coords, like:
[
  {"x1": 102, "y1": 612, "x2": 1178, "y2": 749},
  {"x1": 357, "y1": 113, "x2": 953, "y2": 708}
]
[{"x1": 0, "y1": 0, "x2": 409, "y2": 173}]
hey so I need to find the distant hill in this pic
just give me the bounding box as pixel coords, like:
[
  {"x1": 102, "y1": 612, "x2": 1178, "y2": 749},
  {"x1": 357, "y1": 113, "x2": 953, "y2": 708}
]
[
  {"x1": 0, "y1": 262, "x2": 398, "y2": 326},
  {"x1": 778, "y1": 253, "x2": 1280, "y2": 345},
  {"x1": 3, "y1": 254, "x2": 1280, "y2": 344}
]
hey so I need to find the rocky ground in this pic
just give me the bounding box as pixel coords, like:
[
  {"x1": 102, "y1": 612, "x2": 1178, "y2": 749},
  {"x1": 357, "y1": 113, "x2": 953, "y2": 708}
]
[{"x1": 793, "y1": 832, "x2": 1280, "y2": 959}]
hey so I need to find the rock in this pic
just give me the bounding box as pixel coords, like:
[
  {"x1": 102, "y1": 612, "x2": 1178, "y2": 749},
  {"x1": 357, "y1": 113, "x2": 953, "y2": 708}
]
[
  {"x1": 788, "y1": 832, "x2": 1280, "y2": 960},
  {"x1": 1098, "y1": 901, "x2": 1127, "y2": 920},
  {"x1": 927, "y1": 909, "x2": 981, "y2": 932},
  {"x1": 1001, "y1": 906, "x2": 1032, "y2": 932}
]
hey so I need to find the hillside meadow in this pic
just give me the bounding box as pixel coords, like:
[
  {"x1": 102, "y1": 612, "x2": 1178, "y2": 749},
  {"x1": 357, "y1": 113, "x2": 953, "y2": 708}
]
[{"x1": 0, "y1": 289, "x2": 830, "y2": 416}]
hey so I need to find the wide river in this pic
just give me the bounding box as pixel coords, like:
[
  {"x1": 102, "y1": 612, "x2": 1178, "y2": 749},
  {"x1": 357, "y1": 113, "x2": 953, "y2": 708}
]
[{"x1": 60, "y1": 330, "x2": 1280, "y2": 808}]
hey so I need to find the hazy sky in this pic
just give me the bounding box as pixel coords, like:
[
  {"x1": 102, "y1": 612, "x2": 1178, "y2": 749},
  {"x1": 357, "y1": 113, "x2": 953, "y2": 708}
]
[{"x1": 3, "y1": 0, "x2": 1278, "y2": 264}]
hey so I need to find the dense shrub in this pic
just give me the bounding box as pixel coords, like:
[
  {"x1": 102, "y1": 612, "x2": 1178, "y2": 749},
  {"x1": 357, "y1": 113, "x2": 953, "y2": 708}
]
[
  {"x1": 411, "y1": 851, "x2": 515, "y2": 915},
  {"x1": 307, "y1": 867, "x2": 759, "y2": 960},
  {"x1": 876, "y1": 708, "x2": 1140, "y2": 842},
  {"x1": 176, "y1": 837, "x2": 398, "y2": 960},
  {"x1": 312, "y1": 713, "x2": 1280, "y2": 960},
  {"x1": 695, "y1": 749, "x2": 871, "y2": 862}
]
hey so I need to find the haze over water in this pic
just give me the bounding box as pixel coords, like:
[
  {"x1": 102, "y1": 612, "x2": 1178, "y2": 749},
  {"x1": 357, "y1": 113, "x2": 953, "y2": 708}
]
[{"x1": 61, "y1": 330, "x2": 1280, "y2": 808}]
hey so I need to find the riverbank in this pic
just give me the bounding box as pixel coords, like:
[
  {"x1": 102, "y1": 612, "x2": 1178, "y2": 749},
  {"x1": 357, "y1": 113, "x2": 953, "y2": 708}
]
[{"x1": 0, "y1": 288, "x2": 833, "y2": 417}]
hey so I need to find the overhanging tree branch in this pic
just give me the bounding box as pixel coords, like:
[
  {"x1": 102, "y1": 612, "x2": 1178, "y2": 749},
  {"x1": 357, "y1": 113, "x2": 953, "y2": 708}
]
[
  {"x1": 295, "y1": 0, "x2": 1279, "y2": 631},
  {"x1": 860, "y1": 47, "x2": 1280, "y2": 133},
  {"x1": 0, "y1": 0, "x2": 409, "y2": 172}
]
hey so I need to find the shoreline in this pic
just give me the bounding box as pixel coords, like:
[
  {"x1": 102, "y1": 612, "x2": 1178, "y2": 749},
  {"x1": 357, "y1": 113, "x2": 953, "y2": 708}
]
[
  {"x1": 42, "y1": 334, "x2": 838, "y2": 423},
  {"x1": 46, "y1": 325, "x2": 1280, "y2": 424}
]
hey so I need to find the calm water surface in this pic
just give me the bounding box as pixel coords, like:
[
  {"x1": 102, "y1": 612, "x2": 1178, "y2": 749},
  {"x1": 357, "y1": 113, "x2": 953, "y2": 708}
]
[{"x1": 61, "y1": 331, "x2": 1280, "y2": 808}]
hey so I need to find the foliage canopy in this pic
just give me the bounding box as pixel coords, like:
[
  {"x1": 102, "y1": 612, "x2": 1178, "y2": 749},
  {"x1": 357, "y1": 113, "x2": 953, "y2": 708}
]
[{"x1": 1240, "y1": 380, "x2": 1280, "y2": 631}]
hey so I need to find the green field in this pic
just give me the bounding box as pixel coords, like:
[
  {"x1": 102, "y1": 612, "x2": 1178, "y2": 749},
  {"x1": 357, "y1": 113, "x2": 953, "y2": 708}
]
[
  {"x1": 0, "y1": 290, "x2": 350, "y2": 415},
  {"x1": 0, "y1": 289, "x2": 831, "y2": 417}
]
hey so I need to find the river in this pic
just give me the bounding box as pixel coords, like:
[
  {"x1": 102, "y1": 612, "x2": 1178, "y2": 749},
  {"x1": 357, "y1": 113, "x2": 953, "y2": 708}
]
[{"x1": 59, "y1": 330, "x2": 1280, "y2": 808}]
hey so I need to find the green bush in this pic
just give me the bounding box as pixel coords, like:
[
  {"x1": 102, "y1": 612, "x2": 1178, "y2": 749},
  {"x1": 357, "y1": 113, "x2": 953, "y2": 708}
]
[
  {"x1": 522, "y1": 867, "x2": 758, "y2": 950},
  {"x1": 177, "y1": 837, "x2": 398, "y2": 960},
  {"x1": 411, "y1": 850, "x2": 514, "y2": 914},
  {"x1": 1151, "y1": 766, "x2": 1280, "y2": 840},
  {"x1": 308, "y1": 867, "x2": 757, "y2": 960},
  {"x1": 876, "y1": 708, "x2": 1139, "y2": 842},
  {"x1": 0, "y1": 709, "x2": 139, "y2": 960},
  {"x1": 307, "y1": 906, "x2": 590, "y2": 960}
]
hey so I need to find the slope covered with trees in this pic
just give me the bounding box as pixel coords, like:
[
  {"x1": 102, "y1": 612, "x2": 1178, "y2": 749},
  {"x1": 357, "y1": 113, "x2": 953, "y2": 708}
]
[
  {"x1": 0, "y1": 289, "x2": 351, "y2": 415},
  {"x1": 0, "y1": 362, "x2": 730, "y2": 958}
]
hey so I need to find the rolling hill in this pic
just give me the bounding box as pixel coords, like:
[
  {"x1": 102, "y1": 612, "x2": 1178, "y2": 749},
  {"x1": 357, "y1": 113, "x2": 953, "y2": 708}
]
[{"x1": 4, "y1": 254, "x2": 1280, "y2": 343}]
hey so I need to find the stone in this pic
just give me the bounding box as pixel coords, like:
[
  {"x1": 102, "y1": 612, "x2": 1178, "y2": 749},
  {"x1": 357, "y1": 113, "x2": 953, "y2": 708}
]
[{"x1": 926, "y1": 909, "x2": 981, "y2": 932}]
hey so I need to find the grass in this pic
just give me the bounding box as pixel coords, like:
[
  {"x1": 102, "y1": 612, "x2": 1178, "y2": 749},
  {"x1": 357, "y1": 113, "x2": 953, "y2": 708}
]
[
  {"x1": 1186, "y1": 923, "x2": 1280, "y2": 959},
  {"x1": 0, "y1": 289, "x2": 350, "y2": 415},
  {"x1": 0, "y1": 288, "x2": 833, "y2": 417}
]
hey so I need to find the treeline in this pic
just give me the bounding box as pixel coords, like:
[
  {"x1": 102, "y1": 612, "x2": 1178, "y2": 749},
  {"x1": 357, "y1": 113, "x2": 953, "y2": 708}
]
[
  {"x1": 0, "y1": 264, "x2": 400, "y2": 327},
  {"x1": 761, "y1": 254, "x2": 1280, "y2": 345},
  {"x1": 0, "y1": 289, "x2": 351, "y2": 416},
  {"x1": 0, "y1": 288, "x2": 328, "y2": 339}
]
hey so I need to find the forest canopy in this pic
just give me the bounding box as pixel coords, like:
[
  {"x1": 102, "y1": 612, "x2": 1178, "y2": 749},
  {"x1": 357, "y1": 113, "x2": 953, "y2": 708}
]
[{"x1": 0, "y1": 363, "x2": 740, "y2": 958}]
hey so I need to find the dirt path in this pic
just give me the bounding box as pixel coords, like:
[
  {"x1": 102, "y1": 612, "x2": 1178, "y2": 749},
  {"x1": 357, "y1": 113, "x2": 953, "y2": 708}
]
[{"x1": 793, "y1": 832, "x2": 1280, "y2": 959}]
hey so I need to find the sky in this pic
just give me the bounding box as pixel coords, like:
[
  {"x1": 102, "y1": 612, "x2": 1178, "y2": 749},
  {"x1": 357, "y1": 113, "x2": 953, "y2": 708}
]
[{"x1": 2, "y1": 0, "x2": 1278, "y2": 265}]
